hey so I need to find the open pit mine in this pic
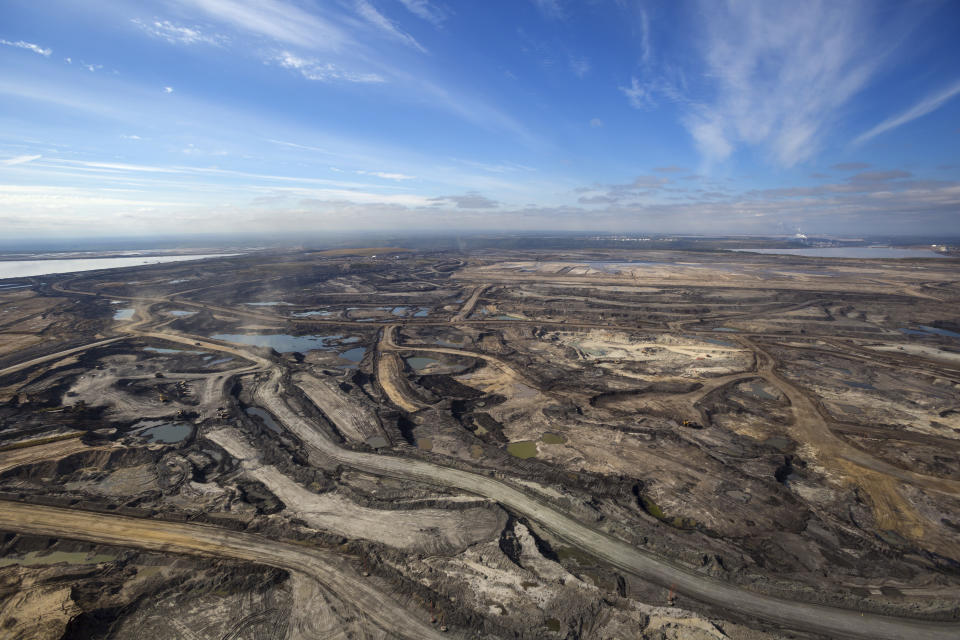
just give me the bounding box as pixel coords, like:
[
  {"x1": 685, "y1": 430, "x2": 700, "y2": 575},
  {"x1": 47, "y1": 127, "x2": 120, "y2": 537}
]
[{"x1": 0, "y1": 248, "x2": 959, "y2": 640}]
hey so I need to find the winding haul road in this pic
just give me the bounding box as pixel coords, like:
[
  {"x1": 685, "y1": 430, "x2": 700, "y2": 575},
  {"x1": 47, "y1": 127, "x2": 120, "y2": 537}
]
[{"x1": 0, "y1": 277, "x2": 957, "y2": 639}]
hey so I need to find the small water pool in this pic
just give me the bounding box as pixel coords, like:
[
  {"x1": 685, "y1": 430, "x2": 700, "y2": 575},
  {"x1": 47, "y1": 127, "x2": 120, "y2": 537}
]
[
  {"x1": 900, "y1": 326, "x2": 960, "y2": 340},
  {"x1": 246, "y1": 407, "x2": 281, "y2": 433},
  {"x1": 211, "y1": 333, "x2": 351, "y2": 353},
  {"x1": 292, "y1": 310, "x2": 333, "y2": 317},
  {"x1": 702, "y1": 337, "x2": 735, "y2": 347},
  {"x1": 339, "y1": 347, "x2": 366, "y2": 364},
  {"x1": 406, "y1": 356, "x2": 440, "y2": 371},
  {"x1": 134, "y1": 422, "x2": 193, "y2": 444}
]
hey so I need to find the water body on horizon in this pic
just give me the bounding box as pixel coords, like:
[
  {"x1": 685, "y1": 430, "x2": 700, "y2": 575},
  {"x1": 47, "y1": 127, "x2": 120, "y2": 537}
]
[
  {"x1": 738, "y1": 247, "x2": 947, "y2": 259},
  {"x1": 0, "y1": 253, "x2": 240, "y2": 280}
]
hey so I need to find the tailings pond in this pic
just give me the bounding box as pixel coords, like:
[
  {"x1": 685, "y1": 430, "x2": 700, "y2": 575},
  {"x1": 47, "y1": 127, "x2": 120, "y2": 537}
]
[{"x1": 0, "y1": 253, "x2": 239, "y2": 280}]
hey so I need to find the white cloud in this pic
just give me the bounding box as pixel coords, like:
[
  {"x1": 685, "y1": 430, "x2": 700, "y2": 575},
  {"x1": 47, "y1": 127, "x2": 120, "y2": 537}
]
[
  {"x1": 266, "y1": 139, "x2": 330, "y2": 154},
  {"x1": 683, "y1": 109, "x2": 732, "y2": 163},
  {"x1": 854, "y1": 79, "x2": 960, "y2": 146},
  {"x1": 83, "y1": 63, "x2": 103, "y2": 72},
  {"x1": 180, "y1": 0, "x2": 349, "y2": 50},
  {"x1": 53, "y1": 159, "x2": 184, "y2": 174},
  {"x1": 531, "y1": 0, "x2": 563, "y2": 19},
  {"x1": 132, "y1": 18, "x2": 226, "y2": 45},
  {"x1": 0, "y1": 185, "x2": 185, "y2": 209},
  {"x1": 1, "y1": 154, "x2": 42, "y2": 166},
  {"x1": 569, "y1": 55, "x2": 590, "y2": 78},
  {"x1": 164, "y1": 86, "x2": 175, "y2": 93},
  {"x1": 270, "y1": 51, "x2": 384, "y2": 83},
  {"x1": 620, "y1": 77, "x2": 654, "y2": 110},
  {"x1": 589, "y1": 118, "x2": 603, "y2": 128},
  {"x1": 0, "y1": 39, "x2": 51, "y2": 56},
  {"x1": 428, "y1": 192, "x2": 498, "y2": 209},
  {"x1": 355, "y1": 0, "x2": 427, "y2": 53},
  {"x1": 679, "y1": 2, "x2": 884, "y2": 167},
  {"x1": 28, "y1": 158, "x2": 412, "y2": 193},
  {"x1": 639, "y1": 9, "x2": 651, "y2": 65},
  {"x1": 356, "y1": 169, "x2": 416, "y2": 181},
  {"x1": 122, "y1": 134, "x2": 142, "y2": 140},
  {"x1": 397, "y1": 0, "x2": 447, "y2": 26},
  {"x1": 64, "y1": 57, "x2": 72, "y2": 64}
]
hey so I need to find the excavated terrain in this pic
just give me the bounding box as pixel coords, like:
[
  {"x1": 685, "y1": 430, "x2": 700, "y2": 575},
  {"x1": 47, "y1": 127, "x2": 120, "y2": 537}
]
[{"x1": 0, "y1": 248, "x2": 959, "y2": 639}]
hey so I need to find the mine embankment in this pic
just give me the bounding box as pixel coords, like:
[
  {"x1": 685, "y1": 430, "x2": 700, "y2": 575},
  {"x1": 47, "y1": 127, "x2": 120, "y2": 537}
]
[
  {"x1": 208, "y1": 427, "x2": 506, "y2": 555},
  {"x1": 293, "y1": 372, "x2": 388, "y2": 446}
]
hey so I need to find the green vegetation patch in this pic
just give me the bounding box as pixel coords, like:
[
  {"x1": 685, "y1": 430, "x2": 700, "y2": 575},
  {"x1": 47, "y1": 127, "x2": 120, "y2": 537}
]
[
  {"x1": 639, "y1": 495, "x2": 666, "y2": 520},
  {"x1": 640, "y1": 494, "x2": 698, "y2": 530},
  {"x1": 507, "y1": 440, "x2": 538, "y2": 459},
  {"x1": 556, "y1": 545, "x2": 597, "y2": 566},
  {"x1": 540, "y1": 432, "x2": 566, "y2": 444}
]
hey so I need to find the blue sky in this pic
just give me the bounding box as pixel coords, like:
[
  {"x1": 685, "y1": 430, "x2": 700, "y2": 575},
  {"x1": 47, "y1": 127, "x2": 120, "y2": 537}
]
[{"x1": 1, "y1": 0, "x2": 959, "y2": 239}]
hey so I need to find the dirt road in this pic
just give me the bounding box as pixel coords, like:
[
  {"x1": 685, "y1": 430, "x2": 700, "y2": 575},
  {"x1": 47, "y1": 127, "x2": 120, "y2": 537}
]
[
  {"x1": 451, "y1": 284, "x2": 487, "y2": 322},
  {"x1": 0, "y1": 337, "x2": 124, "y2": 379}
]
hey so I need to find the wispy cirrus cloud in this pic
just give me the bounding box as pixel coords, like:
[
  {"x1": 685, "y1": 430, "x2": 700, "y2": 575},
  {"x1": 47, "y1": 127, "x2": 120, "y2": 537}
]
[
  {"x1": 1, "y1": 154, "x2": 42, "y2": 166},
  {"x1": 397, "y1": 0, "x2": 448, "y2": 26},
  {"x1": 356, "y1": 169, "x2": 416, "y2": 181},
  {"x1": 530, "y1": 0, "x2": 563, "y2": 20},
  {"x1": 680, "y1": 2, "x2": 886, "y2": 167},
  {"x1": 354, "y1": 0, "x2": 427, "y2": 53},
  {"x1": 132, "y1": 18, "x2": 227, "y2": 46},
  {"x1": 179, "y1": 0, "x2": 350, "y2": 50},
  {"x1": 270, "y1": 51, "x2": 384, "y2": 83},
  {"x1": 638, "y1": 9, "x2": 651, "y2": 65},
  {"x1": 853, "y1": 78, "x2": 960, "y2": 146},
  {"x1": 0, "y1": 39, "x2": 51, "y2": 56},
  {"x1": 569, "y1": 55, "x2": 590, "y2": 78},
  {"x1": 620, "y1": 77, "x2": 654, "y2": 110},
  {"x1": 624, "y1": 2, "x2": 912, "y2": 168}
]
